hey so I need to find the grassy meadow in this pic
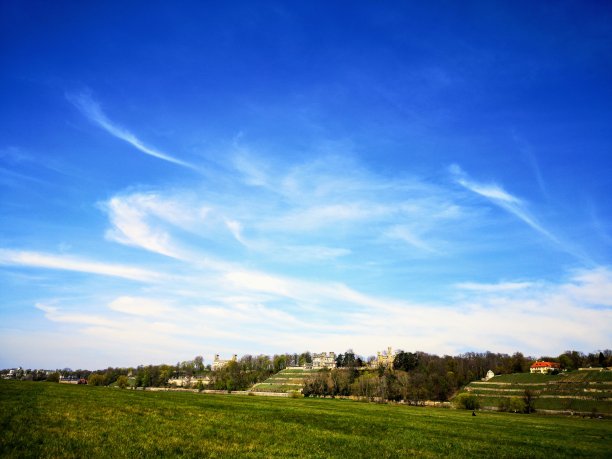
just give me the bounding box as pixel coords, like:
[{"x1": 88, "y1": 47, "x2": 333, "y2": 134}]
[{"x1": 1, "y1": 380, "x2": 610, "y2": 458}]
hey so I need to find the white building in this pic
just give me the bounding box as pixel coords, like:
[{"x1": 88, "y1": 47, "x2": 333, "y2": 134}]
[
  {"x1": 530, "y1": 361, "x2": 560, "y2": 374},
  {"x1": 312, "y1": 352, "x2": 336, "y2": 369},
  {"x1": 212, "y1": 354, "x2": 237, "y2": 371},
  {"x1": 371, "y1": 347, "x2": 395, "y2": 369},
  {"x1": 168, "y1": 375, "x2": 211, "y2": 387}
]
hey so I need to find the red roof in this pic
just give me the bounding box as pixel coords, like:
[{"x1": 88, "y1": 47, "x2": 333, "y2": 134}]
[{"x1": 530, "y1": 361, "x2": 560, "y2": 368}]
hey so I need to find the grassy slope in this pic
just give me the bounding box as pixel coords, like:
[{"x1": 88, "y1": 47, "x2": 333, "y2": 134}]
[
  {"x1": 463, "y1": 371, "x2": 612, "y2": 414},
  {"x1": 1, "y1": 381, "x2": 610, "y2": 458},
  {"x1": 491, "y1": 371, "x2": 612, "y2": 384},
  {"x1": 252, "y1": 368, "x2": 320, "y2": 393}
]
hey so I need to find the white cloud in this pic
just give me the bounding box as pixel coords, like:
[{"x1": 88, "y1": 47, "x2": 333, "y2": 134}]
[
  {"x1": 105, "y1": 194, "x2": 182, "y2": 258},
  {"x1": 108, "y1": 296, "x2": 174, "y2": 316},
  {"x1": 232, "y1": 153, "x2": 270, "y2": 187},
  {"x1": 385, "y1": 225, "x2": 437, "y2": 253},
  {"x1": 225, "y1": 270, "x2": 293, "y2": 298},
  {"x1": 67, "y1": 91, "x2": 197, "y2": 170},
  {"x1": 35, "y1": 302, "x2": 116, "y2": 327},
  {"x1": 563, "y1": 268, "x2": 612, "y2": 307},
  {"x1": 455, "y1": 281, "x2": 534, "y2": 292},
  {"x1": 0, "y1": 249, "x2": 162, "y2": 282},
  {"x1": 450, "y1": 164, "x2": 567, "y2": 245},
  {"x1": 450, "y1": 164, "x2": 595, "y2": 265},
  {"x1": 268, "y1": 203, "x2": 388, "y2": 232},
  {"x1": 224, "y1": 219, "x2": 248, "y2": 247},
  {"x1": 456, "y1": 178, "x2": 521, "y2": 204},
  {"x1": 280, "y1": 245, "x2": 351, "y2": 261},
  {"x1": 14, "y1": 265, "x2": 611, "y2": 368},
  {"x1": 197, "y1": 301, "x2": 299, "y2": 328},
  {"x1": 3, "y1": 152, "x2": 609, "y2": 369}
]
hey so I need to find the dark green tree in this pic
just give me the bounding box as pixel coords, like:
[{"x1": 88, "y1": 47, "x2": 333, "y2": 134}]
[
  {"x1": 194, "y1": 356, "x2": 205, "y2": 372},
  {"x1": 523, "y1": 389, "x2": 536, "y2": 414},
  {"x1": 393, "y1": 351, "x2": 419, "y2": 372}
]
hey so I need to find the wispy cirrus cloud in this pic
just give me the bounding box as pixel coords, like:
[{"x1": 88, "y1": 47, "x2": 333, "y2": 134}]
[
  {"x1": 108, "y1": 296, "x2": 174, "y2": 317},
  {"x1": 449, "y1": 163, "x2": 557, "y2": 240},
  {"x1": 35, "y1": 302, "x2": 116, "y2": 327},
  {"x1": 384, "y1": 225, "x2": 438, "y2": 253},
  {"x1": 450, "y1": 164, "x2": 593, "y2": 264},
  {"x1": 105, "y1": 194, "x2": 184, "y2": 259},
  {"x1": 4, "y1": 150, "x2": 608, "y2": 368},
  {"x1": 96, "y1": 154, "x2": 465, "y2": 267},
  {"x1": 24, "y1": 266, "x2": 612, "y2": 368},
  {"x1": 224, "y1": 219, "x2": 249, "y2": 247},
  {"x1": 66, "y1": 91, "x2": 197, "y2": 170},
  {"x1": 455, "y1": 281, "x2": 534, "y2": 292},
  {"x1": 0, "y1": 249, "x2": 163, "y2": 282}
]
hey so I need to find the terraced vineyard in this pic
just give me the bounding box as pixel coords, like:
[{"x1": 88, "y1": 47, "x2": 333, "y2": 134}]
[
  {"x1": 252, "y1": 368, "x2": 320, "y2": 393},
  {"x1": 460, "y1": 370, "x2": 612, "y2": 415}
]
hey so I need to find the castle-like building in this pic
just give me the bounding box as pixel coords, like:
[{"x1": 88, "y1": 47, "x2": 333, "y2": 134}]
[
  {"x1": 212, "y1": 353, "x2": 237, "y2": 371},
  {"x1": 312, "y1": 352, "x2": 336, "y2": 369},
  {"x1": 372, "y1": 346, "x2": 396, "y2": 369}
]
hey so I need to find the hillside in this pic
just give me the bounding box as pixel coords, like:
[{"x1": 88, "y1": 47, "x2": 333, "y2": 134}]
[
  {"x1": 251, "y1": 367, "x2": 320, "y2": 393},
  {"x1": 460, "y1": 370, "x2": 612, "y2": 415}
]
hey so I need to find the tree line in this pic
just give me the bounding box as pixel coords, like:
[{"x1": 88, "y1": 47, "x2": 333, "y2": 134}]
[
  {"x1": 2, "y1": 349, "x2": 609, "y2": 392},
  {"x1": 69, "y1": 352, "x2": 313, "y2": 389},
  {"x1": 302, "y1": 349, "x2": 612, "y2": 402}
]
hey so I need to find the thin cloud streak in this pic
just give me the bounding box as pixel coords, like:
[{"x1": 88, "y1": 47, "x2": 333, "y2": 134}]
[
  {"x1": 0, "y1": 249, "x2": 163, "y2": 282},
  {"x1": 448, "y1": 164, "x2": 597, "y2": 265},
  {"x1": 67, "y1": 92, "x2": 198, "y2": 171},
  {"x1": 35, "y1": 303, "x2": 117, "y2": 327},
  {"x1": 108, "y1": 296, "x2": 174, "y2": 317},
  {"x1": 511, "y1": 132, "x2": 548, "y2": 198},
  {"x1": 450, "y1": 163, "x2": 556, "y2": 240},
  {"x1": 455, "y1": 281, "x2": 534, "y2": 292}
]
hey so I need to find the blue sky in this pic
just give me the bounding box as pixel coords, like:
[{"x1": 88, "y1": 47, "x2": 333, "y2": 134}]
[{"x1": 1, "y1": 1, "x2": 611, "y2": 369}]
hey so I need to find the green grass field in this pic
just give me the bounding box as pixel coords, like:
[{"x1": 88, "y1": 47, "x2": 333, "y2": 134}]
[{"x1": 1, "y1": 381, "x2": 611, "y2": 458}]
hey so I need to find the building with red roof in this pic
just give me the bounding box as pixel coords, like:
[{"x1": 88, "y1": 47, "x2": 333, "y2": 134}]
[{"x1": 530, "y1": 361, "x2": 561, "y2": 374}]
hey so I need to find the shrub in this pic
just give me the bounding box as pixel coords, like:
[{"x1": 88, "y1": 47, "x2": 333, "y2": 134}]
[
  {"x1": 508, "y1": 397, "x2": 526, "y2": 413},
  {"x1": 500, "y1": 396, "x2": 527, "y2": 413},
  {"x1": 46, "y1": 372, "x2": 60, "y2": 383},
  {"x1": 88, "y1": 374, "x2": 106, "y2": 386},
  {"x1": 116, "y1": 375, "x2": 129, "y2": 389},
  {"x1": 453, "y1": 393, "x2": 480, "y2": 410}
]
